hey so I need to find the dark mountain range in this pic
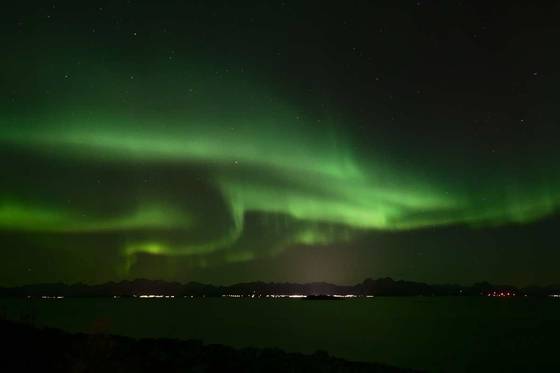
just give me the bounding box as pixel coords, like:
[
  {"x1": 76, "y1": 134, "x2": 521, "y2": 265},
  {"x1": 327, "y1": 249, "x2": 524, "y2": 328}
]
[{"x1": 1, "y1": 278, "x2": 558, "y2": 298}]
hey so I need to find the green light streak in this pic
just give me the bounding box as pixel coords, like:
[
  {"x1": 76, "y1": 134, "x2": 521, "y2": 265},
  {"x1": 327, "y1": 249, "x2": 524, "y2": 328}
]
[{"x1": 0, "y1": 201, "x2": 190, "y2": 232}]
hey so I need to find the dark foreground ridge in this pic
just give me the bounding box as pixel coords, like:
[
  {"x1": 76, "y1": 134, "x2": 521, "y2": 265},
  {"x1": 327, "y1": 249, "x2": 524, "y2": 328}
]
[
  {"x1": 0, "y1": 318, "x2": 418, "y2": 373},
  {"x1": 1, "y1": 277, "x2": 559, "y2": 298}
]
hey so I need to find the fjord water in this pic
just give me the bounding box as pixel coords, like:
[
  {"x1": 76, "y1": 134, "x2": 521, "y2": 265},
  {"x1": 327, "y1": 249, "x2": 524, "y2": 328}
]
[{"x1": 0, "y1": 297, "x2": 557, "y2": 372}]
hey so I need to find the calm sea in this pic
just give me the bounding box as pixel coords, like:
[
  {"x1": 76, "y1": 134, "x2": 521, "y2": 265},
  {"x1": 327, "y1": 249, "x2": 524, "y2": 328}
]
[{"x1": 0, "y1": 297, "x2": 557, "y2": 372}]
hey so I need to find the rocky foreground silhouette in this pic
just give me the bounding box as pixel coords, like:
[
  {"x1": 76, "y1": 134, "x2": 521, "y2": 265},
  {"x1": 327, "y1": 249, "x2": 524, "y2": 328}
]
[{"x1": 0, "y1": 318, "x2": 420, "y2": 372}]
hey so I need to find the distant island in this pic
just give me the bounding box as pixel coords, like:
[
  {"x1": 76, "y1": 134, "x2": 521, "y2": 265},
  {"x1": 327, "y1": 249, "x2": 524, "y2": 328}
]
[{"x1": 1, "y1": 277, "x2": 559, "y2": 298}]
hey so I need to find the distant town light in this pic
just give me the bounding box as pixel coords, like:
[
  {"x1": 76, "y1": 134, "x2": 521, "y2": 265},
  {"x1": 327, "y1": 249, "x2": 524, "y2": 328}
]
[{"x1": 138, "y1": 294, "x2": 175, "y2": 298}]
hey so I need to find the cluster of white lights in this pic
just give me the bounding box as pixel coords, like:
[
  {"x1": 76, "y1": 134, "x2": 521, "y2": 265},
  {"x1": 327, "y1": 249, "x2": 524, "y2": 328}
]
[
  {"x1": 222, "y1": 294, "x2": 373, "y2": 298},
  {"x1": 40, "y1": 296, "x2": 64, "y2": 299},
  {"x1": 134, "y1": 294, "x2": 175, "y2": 298},
  {"x1": 487, "y1": 291, "x2": 515, "y2": 297},
  {"x1": 549, "y1": 294, "x2": 560, "y2": 298}
]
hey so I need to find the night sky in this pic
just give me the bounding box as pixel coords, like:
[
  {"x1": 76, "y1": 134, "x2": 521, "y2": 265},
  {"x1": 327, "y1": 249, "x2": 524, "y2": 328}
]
[{"x1": 2, "y1": 1, "x2": 560, "y2": 286}]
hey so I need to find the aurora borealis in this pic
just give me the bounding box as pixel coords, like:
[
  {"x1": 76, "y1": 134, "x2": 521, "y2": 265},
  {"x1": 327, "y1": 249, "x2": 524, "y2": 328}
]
[{"x1": 2, "y1": 1, "x2": 560, "y2": 286}]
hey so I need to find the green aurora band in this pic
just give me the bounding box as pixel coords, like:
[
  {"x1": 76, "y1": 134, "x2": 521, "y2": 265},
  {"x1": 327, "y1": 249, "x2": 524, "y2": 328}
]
[{"x1": 2, "y1": 60, "x2": 560, "y2": 275}]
